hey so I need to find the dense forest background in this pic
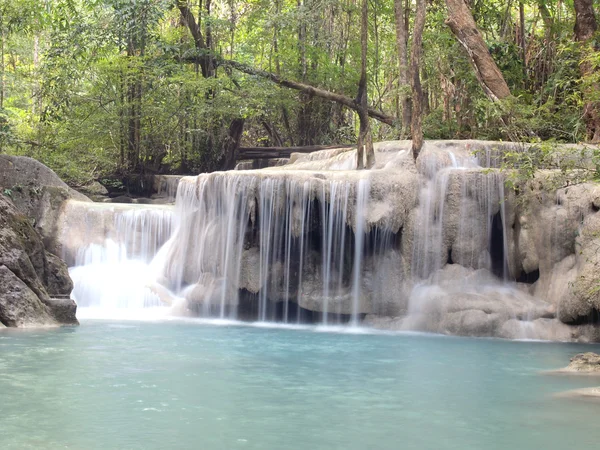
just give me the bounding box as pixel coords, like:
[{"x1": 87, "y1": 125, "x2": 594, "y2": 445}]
[{"x1": 0, "y1": 0, "x2": 598, "y2": 189}]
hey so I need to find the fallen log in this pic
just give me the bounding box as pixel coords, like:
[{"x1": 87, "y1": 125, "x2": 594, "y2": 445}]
[{"x1": 238, "y1": 144, "x2": 354, "y2": 159}]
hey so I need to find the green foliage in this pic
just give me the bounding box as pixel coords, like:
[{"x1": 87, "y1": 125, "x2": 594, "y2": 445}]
[
  {"x1": 501, "y1": 141, "x2": 600, "y2": 196},
  {"x1": 0, "y1": 0, "x2": 597, "y2": 185}
]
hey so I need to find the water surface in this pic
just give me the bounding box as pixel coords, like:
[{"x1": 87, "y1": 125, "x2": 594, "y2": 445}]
[{"x1": 1, "y1": 320, "x2": 600, "y2": 450}]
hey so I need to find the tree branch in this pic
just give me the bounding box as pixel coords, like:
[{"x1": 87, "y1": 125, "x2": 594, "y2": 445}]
[{"x1": 208, "y1": 58, "x2": 396, "y2": 127}]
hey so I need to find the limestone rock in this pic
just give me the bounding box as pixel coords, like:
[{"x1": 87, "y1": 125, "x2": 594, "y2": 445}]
[
  {"x1": 0, "y1": 194, "x2": 77, "y2": 327},
  {"x1": 44, "y1": 298, "x2": 78, "y2": 326},
  {"x1": 0, "y1": 265, "x2": 56, "y2": 327},
  {"x1": 497, "y1": 318, "x2": 576, "y2": 341},
  {"x1": 558, "y1": 211, "x2": 600, "y2": 323},
  {"x1": 559, "y1": 352, "x2": 600, "y2": 373},
  {"x1": 0, "y1": 155, "x2": 90, "y2": 253},
  {"x1": 45, "y1": 252, "x2": 74, "y2": 296}
]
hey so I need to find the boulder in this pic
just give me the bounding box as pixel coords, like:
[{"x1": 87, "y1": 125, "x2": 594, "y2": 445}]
[
  {"x1": 0, "y1": 265, "x2": 56, "y2": 327},
  {"x1": 78, "y1": 181, "x2": 109, "y2": 199},
  {"x1": 0, "y1": 194, "x2": 78, "y2": 327},
  {"x1": 109, "y1": 195, "x2": 134, "y2": 204},
  {"x1": 45, "y1": 252, "x2": 74, "y2": 296},
  {"x1": 45, "y1": 298, "x2": 78, "y2": 325},
  {"x1": 0, "y1": 155, "x2": 90, "y2": 253}
]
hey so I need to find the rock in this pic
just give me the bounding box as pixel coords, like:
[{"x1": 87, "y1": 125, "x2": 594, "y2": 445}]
[
  {"x1": 558, "y1": 212, "x2": 600, "y2": 323},
  {"x1": 0, "y1": 265, "x2": 56, "y2": 327},
  {"x1": 0, "y1": 197, "x2": 52, "y2": 303},
  {"x1": 554, "y1": 387, "x2": 600, "y2": 400},
  {"x1": 441, "y1": 310, "x2": 503, "y2": 337},
  {"x1": 497, "y1": 318, "x2": 576, "y2": 341},
  {"x1": 45, "y1": 252, "x2": 74, "y2": 296},
  {"x1": 152, "y1": 175, "x2": 182, "y2": 201},
  {"x1": 558, "y1": 352, "x2": 600, "y2": 373},
  {"x1": 44, "y1": 298, "x2": 78, "y2": 325},
  {"x1": 78, "y1": 181, "x2": 108, "y2": 199},
  {"x1": 109, "y1": 195, "x2": 133, "y2": 204},
  {"x1": 0, "y1": 194, "x2": 77, "y2": 327},
  {"x1": 0, "y1": 155, "x2": 90, "y2": 253}
]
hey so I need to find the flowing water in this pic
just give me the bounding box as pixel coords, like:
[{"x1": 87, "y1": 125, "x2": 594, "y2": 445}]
[
  {"x1": 2, "y1": 320, "x2": 600, "y2": 450},
  {"x1": 65, "y1": 142, "x2": 518, "y2": 326}
]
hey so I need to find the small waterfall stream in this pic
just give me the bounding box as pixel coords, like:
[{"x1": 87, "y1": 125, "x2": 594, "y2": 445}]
[{"x1": 66, "y1": 206, "x2": 174, "y2": 317}]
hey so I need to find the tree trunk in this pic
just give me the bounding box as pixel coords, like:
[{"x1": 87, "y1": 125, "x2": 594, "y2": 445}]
[
  {"x1": 445, "y1": 0, "x2": 511, "y2": 102},
  {"x1": 221, "y1": 118, "x2": 245, "y2": 170},
  {"x1": 262, "y1": 120, "x2": 284, "y2": 147},
  {"x1": 178, "y1": 1, "x2": 243, "y2": 167},
  {"x1": 574, "y1": 0, "x2": 600, "y2": 142},
  {"x1": 177, "y1": 1, "x2": 214, "y2": 78},
  {"x1": 411, "y1": 0, "x2": 426, "y2": 160},
  {"x1": 519, "y1": 2, "x2": 527, "y2": 88},
  {"x1": 394, "y1": 0, "x2": 412, "y2": 137},
  {"x1": 356, "y1": 0, "x2": 375, "y2": 169},
  {"x1": 239, "y1": 144, "x2": 353, "y2": 159}
]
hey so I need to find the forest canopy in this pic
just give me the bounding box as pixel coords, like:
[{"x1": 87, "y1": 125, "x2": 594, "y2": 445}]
[{"x1": 0, "y1": 0, "x2": 598, "y2": 189}]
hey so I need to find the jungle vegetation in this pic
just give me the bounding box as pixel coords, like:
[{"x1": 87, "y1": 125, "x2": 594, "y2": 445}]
[{"x1": 0, "y1": 0, "x2": 598, "y2": 190}]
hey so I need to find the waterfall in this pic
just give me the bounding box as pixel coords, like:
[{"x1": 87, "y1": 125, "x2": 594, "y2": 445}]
[
  {"x1": 62, "y1": 140, "x2": 556, "y2": 336},
  {"x1": 64, "y1": 163, "x2": 384, "y2": 324},
  {"x1": 410, "y1": 146, "x2": 509, "y2": 281},
  {"x1": 64, "y1": 204, "x2": 174, "y2": 317},
  {"x1": 161, "y1": 171, "x2": 376, "y2": 324}
]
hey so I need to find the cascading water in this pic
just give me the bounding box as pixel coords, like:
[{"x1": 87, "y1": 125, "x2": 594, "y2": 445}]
[
  {"x1": 64, "y1": 205, "x2": 174, "y2": 318},
  {"x1": 160, "y1": 170, "x2": 374, "y2": 324},
  {"x1": 410, "y1": 146, "x2": 510, "y2": 280},
  {"x1": 63, "y1": 149, "x2": 382, "y2": 325},
  {"x1": 61, "y1": 140, "x2": 565, "y2": 338}
]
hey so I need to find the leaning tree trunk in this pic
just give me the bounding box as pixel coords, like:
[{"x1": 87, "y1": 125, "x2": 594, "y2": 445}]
[
  {"x1": 410, "y1": 0, "x2": 426, "y2": 160},
  {"x1": 574, "y1": 0, "x2": 600, "y2": 142},
  {"x1": 445, "y1": 0, "x2": 511, "y2": 102},
  {"x1": 356, "y1": 0, "x2": 375, "y2": 169},
  {"x1": 394, "y1": 0, "x2": 412, "y2": 137}
]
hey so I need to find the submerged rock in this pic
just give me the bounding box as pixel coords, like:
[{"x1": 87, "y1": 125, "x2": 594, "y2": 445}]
[
  {"x1": 557, "y1": 352, "x2": 600, "y2": 374},
  {"x1": 554, "y1": 387, "x2": 600, "y2": 400}
]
